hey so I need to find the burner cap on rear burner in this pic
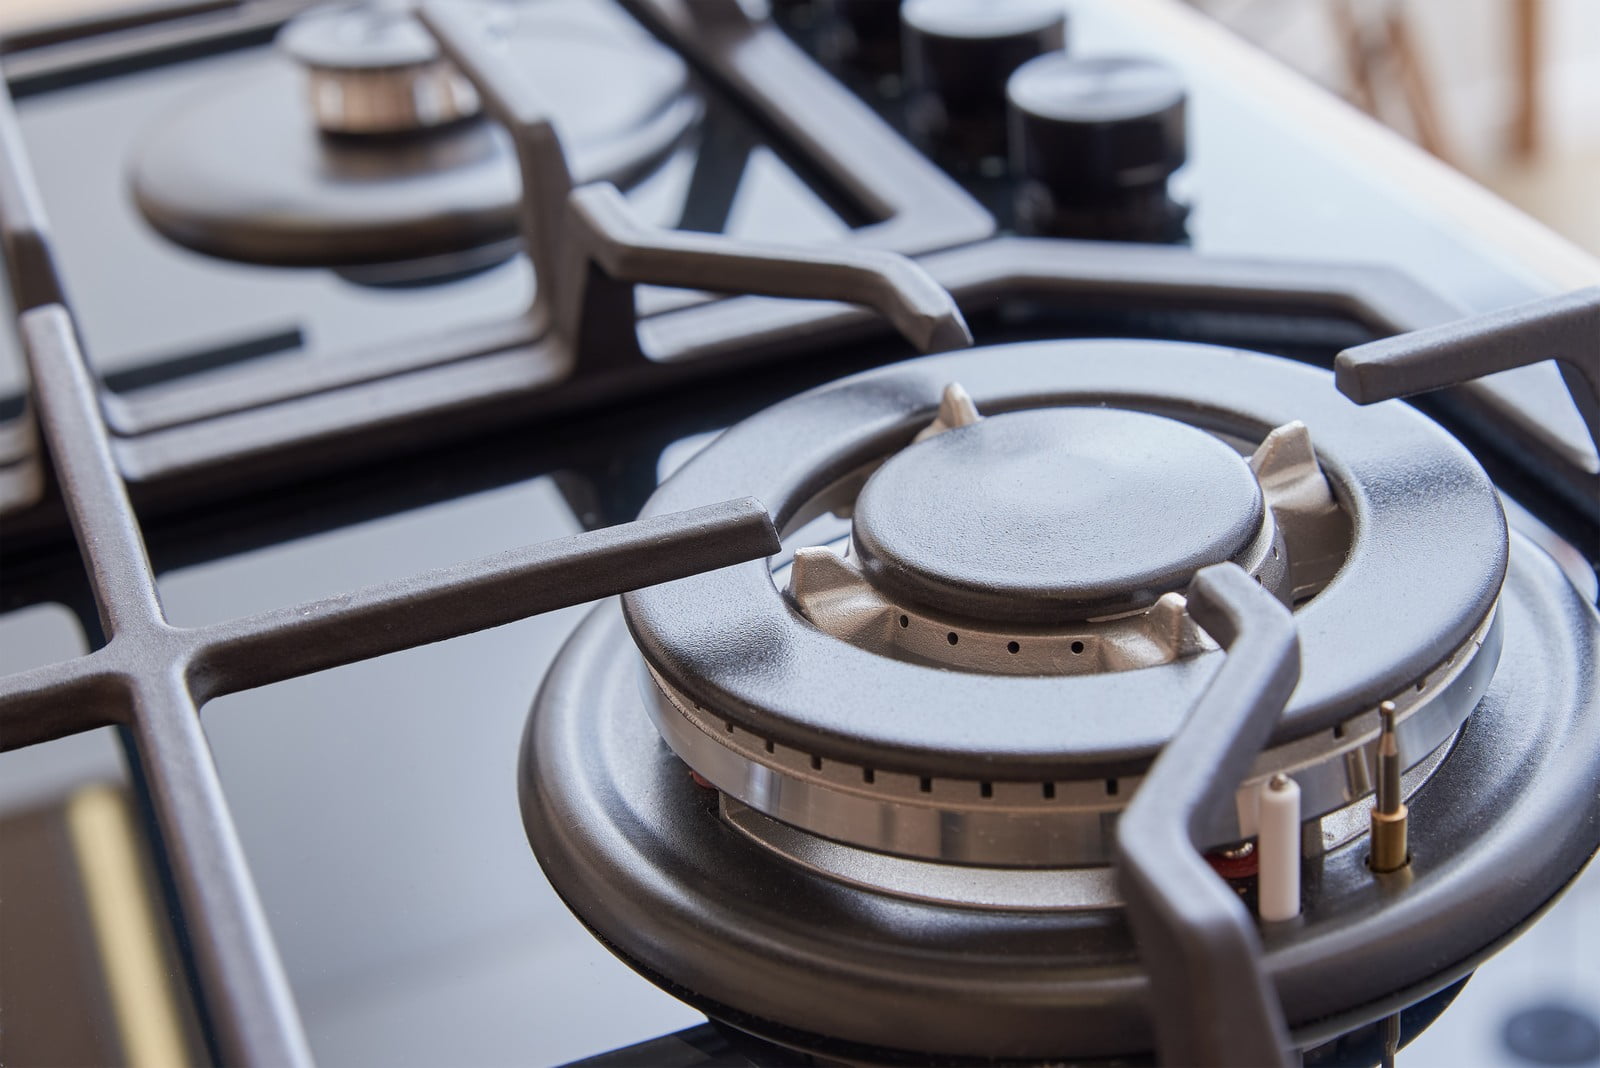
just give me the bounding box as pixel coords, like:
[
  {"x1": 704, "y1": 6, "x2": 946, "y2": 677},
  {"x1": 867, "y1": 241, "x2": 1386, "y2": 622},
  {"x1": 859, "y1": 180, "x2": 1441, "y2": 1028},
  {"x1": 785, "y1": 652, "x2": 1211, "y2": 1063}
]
[
  {"x1": 852, "y1": 407, "x2": 1267, "y2": 621},
  {"x1": 278, "y1": 3, "x2": 482, "y2": 136},
  {"x1": 129, "y1": 0, "x2": 700, "y2": 270},
  {"x1": 281, "y1": 2, "x2": 441, "y2": 73}
]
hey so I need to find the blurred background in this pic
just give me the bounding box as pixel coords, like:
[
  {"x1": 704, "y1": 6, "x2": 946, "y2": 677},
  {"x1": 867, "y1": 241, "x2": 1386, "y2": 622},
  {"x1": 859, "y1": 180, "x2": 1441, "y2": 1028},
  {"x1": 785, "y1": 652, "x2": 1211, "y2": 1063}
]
[{"x1": 1186, "y1": 0, "x2": 1599, "y2": 252}]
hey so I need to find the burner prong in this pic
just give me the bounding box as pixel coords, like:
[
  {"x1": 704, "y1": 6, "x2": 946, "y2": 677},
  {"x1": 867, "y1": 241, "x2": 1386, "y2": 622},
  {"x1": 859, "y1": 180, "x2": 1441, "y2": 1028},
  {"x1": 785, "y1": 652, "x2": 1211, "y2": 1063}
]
[
  {"x1": 913, "y1": 382, "x2": 982, "y2": 441},
  {"x1": 1147, "y1": 592, "x2": 1208, "y2": 658},
  {"x1": 1248, "y1": 421, "x2": 1329, "y2": 503},
  {"x1": 1369, "y1": 700, "x2": 1410, "y2": 873},
  {"x1": 786, "y1": 546, "x2": 861, "y2": 601},
  {"x1": 1249, "y1": 420, "x2": 1346, "y2": 599}
]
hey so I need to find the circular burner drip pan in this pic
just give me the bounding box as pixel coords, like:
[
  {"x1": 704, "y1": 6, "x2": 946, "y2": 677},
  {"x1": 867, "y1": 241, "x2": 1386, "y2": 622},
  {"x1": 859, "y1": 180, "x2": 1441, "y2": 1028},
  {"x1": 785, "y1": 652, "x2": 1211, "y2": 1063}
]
[
  {"x1": 520, "y1": 341, "x2": 1597, "y2": 1061},
  {"x1": 523, "y1": 535, "x2": 1599, "y2": 1062},
  {"x1": 129, "y1": 0, "x2": 700, "y2": 269}
]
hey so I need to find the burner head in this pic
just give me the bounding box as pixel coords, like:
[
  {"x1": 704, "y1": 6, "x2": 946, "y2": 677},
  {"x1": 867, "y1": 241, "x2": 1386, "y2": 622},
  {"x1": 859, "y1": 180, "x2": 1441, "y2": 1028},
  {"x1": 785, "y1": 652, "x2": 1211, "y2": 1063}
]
[
  {"x1": 851, "y1": 407, "x2": 1266, "y2": 621},
  {"x1": 620, "y1": 339, "x2": 1505, "y2": 845},
  {"x1": 279, "y1": 3, "x2": 482, "y2": 135}
]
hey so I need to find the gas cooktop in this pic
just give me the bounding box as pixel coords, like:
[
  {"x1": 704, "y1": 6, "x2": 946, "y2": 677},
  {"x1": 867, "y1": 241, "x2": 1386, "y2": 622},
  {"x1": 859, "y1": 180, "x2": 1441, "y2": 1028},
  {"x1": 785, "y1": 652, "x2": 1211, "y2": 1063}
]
[{"x1": 1, "y1": 1, "x2": 1597, "y2": 1066}]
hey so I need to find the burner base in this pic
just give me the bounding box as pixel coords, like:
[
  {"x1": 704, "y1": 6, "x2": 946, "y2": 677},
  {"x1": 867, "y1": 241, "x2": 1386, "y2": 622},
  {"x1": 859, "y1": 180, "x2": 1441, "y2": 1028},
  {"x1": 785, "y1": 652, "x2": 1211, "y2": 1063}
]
[{"x1": 521, "y1": 537, "x2": 1599, "y2": 1061}]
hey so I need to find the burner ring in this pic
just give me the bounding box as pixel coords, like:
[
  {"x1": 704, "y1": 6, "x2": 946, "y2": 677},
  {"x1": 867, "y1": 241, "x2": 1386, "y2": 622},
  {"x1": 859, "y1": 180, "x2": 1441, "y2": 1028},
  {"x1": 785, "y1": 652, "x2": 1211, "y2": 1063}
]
[
  {"x1": 712, "y1": 719, "x2": 1461, "y2": 912},
  {"x1": 623, "y1": 340, "x2": 1508, "y2": 780},
  {"x1": 642, "y1": 602, "x2": 1497, "y2": 866},
  {"x1": 851, "y1": 406, "x2": 1269, "y2": 621}
]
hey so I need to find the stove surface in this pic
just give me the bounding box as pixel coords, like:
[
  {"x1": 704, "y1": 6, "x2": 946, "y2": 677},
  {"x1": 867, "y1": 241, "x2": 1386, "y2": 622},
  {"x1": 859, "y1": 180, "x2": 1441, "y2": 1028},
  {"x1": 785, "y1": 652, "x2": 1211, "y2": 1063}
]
[{"x1": 1, "y1": 0, "x2": 1597, "y2": 1066}]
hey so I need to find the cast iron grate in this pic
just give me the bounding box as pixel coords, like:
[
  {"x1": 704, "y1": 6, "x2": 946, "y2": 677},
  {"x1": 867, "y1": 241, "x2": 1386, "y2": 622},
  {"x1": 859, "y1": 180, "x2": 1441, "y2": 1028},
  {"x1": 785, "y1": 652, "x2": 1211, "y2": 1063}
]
[{"x1": 1, "y1": 299, "x2": 781, "y2": 1065}]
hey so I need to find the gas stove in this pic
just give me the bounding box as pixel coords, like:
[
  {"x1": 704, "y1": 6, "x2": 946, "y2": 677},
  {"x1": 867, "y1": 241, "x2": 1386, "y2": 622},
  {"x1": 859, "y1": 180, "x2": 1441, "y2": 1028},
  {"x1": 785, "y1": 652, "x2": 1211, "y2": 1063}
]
[{"x1": 1, "y1": 1, "x2": 1597, "y2": 1066}]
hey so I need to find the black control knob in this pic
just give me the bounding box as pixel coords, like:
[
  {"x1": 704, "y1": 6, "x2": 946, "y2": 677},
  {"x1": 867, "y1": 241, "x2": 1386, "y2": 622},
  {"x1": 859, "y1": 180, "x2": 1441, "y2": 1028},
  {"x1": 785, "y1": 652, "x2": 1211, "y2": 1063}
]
[
  {"x1": 818, "y1": 0, "x2": 903, "y2": 81},
  {"x1": 902, "y1": 0, "x2": 1067, "y2": 163},
  {"x1": 1007, "y1": 54, "x2": 1189, "y2": 242}
]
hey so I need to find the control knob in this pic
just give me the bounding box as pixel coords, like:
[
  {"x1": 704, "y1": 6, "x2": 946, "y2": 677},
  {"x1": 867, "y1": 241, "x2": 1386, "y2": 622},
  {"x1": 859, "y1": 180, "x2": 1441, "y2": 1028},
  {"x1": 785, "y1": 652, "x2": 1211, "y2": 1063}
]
[
  {"x1": 902, "y1": 0, "x2": 1067, "y2": 163},
  {"x1": 1006, "y1": 54, "x2": 1189, "y2": 241}
]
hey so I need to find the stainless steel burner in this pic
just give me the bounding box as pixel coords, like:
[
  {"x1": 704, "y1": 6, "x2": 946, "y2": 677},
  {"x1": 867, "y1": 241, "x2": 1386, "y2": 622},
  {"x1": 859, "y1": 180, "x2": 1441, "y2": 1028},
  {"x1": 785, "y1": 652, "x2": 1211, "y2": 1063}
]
[{"x1": 642, "y1": 603, "x2": 1496, "y2": 866}]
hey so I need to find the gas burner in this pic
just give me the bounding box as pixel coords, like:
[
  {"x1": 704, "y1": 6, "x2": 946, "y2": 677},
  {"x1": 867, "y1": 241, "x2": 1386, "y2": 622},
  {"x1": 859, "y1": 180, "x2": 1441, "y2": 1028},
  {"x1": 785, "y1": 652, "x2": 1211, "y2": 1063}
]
[
  {"x1": 624, "y1": 340, "x2": 1503, "y2": 812},
  {"x1": 128, "y1": 0, "x2": 700, "y2": 273},
  {"x1": 521, "y1": 339, "x2": 1599, "y2": 1062},
  {"x1": 615, "y1": 340, "x2": 1505, "y2": 872}
]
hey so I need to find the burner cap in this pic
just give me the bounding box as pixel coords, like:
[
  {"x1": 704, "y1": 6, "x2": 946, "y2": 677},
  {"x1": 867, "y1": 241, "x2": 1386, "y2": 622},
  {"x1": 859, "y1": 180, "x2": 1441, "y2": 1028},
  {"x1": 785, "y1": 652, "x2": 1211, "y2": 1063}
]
[
  {"x1": 279, "y1": 3, "x2": 441, "y2": 72},
  {"x1": 278, "y1": 3, "x2": 485, "y2": 136},
  {"x1": 129, "y1": 1, "x2": 699, "y2": 268},
  {"x1": 851, "y1": 407, "x2": 1264, "y2": 621}
]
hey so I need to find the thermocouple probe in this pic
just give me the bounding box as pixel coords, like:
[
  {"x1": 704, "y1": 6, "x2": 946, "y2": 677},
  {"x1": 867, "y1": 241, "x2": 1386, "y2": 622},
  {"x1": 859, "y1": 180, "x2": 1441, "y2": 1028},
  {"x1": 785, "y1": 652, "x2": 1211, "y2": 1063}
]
[{"x1": 1370, "y1": 702, "x2": 1410, "y2": 873}]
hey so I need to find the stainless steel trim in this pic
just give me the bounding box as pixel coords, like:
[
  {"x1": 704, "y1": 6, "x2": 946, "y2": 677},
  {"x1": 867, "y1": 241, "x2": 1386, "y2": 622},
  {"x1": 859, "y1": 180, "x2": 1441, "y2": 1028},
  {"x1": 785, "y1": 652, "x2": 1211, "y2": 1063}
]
[
  {"x1": 720, "y1": 796, "x2": 1122, "y2": 911},
  {"x1": 717, "y1": 730, "x2": 1456, "y2": 911},
  {"x1": 643, "y1": 604, "x2": 1501, "y2": 867},
  {"x1": 301, "y1": 60, "x2": 479, "y2": 134}
]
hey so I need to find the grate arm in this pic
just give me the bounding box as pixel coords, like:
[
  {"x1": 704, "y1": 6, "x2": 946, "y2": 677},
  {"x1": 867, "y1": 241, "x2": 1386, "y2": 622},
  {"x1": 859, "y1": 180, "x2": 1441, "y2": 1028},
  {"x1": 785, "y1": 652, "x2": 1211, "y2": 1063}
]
[
  {"x1": 15, "y1": 300, "x2": 314, "y2": 1064},
  {"x1": 129, "y1": 670, "x2": 314, "y2": 1068},
  {"x1": 559, "y1": 183, "x2": 973, "y2": 367},
  {"x1": 0, "y1": 657, "x2": 124, "y2": 751},
  {"x1": 20, "y1": 305, "x2": 165, "y2": 635},
  {"x1": 417, "y1": 1, "x2": 573, "y2": 326},
  {"x1": 189, "y1": 497, "x2": 780, "y2": 698},
  {"x1": 1115, "y1": 563, "x2": 1299, "y2": 1068},
  {"x1": 1335, "y1": 286, "x2": 1600, "y2": 463},
  {"x1": 416, "y1": 2, "x2": 969, "y2": 368},
  {"x1": 0, "y1": 85, "x2": 66, "y2": 312}
]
